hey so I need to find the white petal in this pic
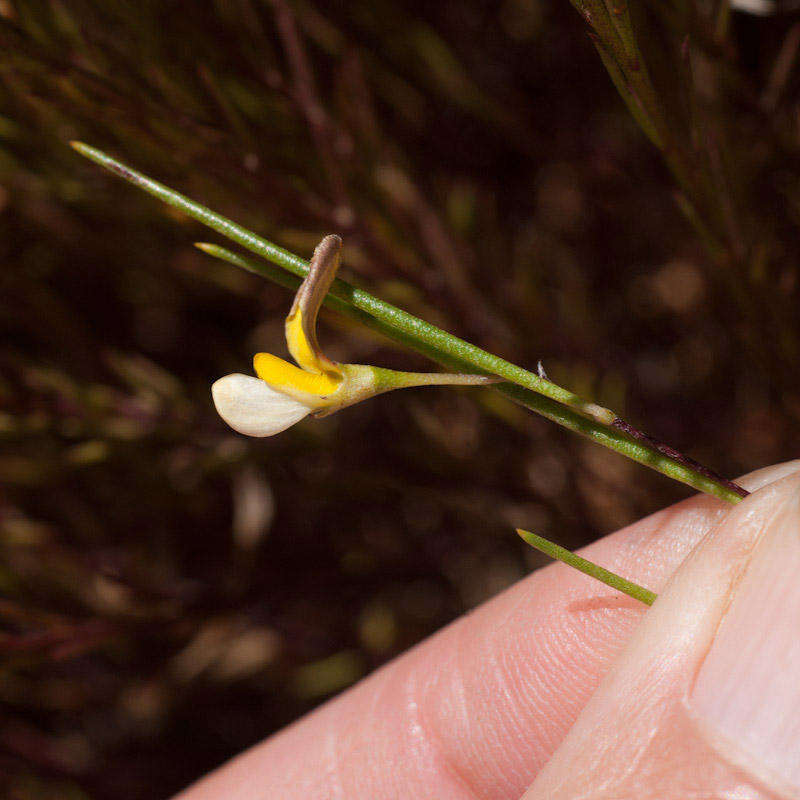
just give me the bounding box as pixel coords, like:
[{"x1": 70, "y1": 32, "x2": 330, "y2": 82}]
[{"x1": 212, "y1": 374, "x2": 311, "y2": 437}]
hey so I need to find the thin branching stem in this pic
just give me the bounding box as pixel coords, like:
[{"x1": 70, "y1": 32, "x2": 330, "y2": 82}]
[{"x1": 71, "y1": 141, "x2": 747, "y2": 505}]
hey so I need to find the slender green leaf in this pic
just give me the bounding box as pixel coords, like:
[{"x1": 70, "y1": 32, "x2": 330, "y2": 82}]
[
  {"x1": 72, "y1": 142, "x2": 747, "y2": 505},
  {"x1": 517, "y1": 528, "x2": 657, "y2": 606}
]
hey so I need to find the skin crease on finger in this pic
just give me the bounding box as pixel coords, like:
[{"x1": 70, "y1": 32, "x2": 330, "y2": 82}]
[
  {"x1": 174, "y1": 461, "x2": 800, "y2": 800},
  {"x1": 522, "y1": 468, "x2": 800, "y2": 800}
]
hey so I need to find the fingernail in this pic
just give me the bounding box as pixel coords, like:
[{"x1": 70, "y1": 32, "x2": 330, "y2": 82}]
[
  {"x1": 689, "y1": 489, "x2": 800, "y2": 792},
  {"x1": 740, "y1": 459, "x2": 800, "y2": 493}
]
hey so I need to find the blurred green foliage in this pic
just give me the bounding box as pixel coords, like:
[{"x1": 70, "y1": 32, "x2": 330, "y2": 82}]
[{"x1": 1, "y1": 1, "x2": 799, "y2": 798}]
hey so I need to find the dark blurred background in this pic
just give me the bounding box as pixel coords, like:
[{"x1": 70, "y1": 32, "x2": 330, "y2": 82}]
[{"x1": 1, "y1": 1, "x2": 799, "y2": 798}]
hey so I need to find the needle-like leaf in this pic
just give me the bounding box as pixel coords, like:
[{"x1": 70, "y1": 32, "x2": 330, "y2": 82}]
[
  {"x1": 517, "y1": 528, "x2": 657, "y2": 606},
  {"x1": 72, "y1": 142, "x2": 747, "y2": 504}
]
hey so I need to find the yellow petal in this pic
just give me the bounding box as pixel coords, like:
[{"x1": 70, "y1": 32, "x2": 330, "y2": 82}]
[
  {"x1": 285, "y1": 308, "x2": 327, "y2": 373},
  {"x1": 253, "y1": 352, "x2": 341, "y2": 403},
  {"x1": 285, "y1": 234, "x2": 342, "y2": 374}
]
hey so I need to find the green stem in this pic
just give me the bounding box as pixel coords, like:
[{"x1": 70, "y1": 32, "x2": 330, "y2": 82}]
[
  {"x1": 517, "y1": 528, "x2": 657, "y2": 606},
  {"x1": 370, "y1": 367, "x2": 500, "y2": 390},
  {"x1": 71, "y1": 141, "x2": 746, "y2": 505}
]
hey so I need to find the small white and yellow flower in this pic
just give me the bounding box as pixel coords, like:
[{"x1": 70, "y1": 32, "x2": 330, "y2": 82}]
[{"x1": 212, "y1": 235, "x2": 496, "y2": 437}]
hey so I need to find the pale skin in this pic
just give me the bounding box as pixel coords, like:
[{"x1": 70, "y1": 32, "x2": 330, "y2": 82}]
[{"x1": 175, "y1": 460, "x2": 800, "y2": 800}]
